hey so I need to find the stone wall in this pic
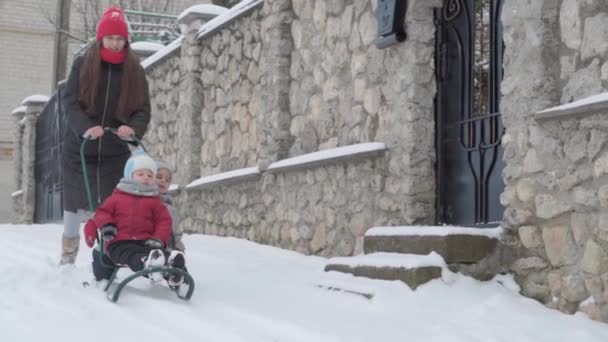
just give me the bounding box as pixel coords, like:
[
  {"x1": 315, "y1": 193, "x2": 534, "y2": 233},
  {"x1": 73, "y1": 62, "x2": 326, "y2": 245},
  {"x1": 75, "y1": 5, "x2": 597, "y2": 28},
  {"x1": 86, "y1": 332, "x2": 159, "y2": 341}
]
[
  {"x1": 287, "y1": 0, "x2": 438, "y2": 225},
  {"x1": 0, "y1": 0, "x2": 55, "y2": 155},
  {"x1": 186, "y1": 155, "x2": 388, "y2": 256},
  {"x1": 501, "y1": 0, "x2": 608, "y2": 322},
  {"x1": 198, "y1": 6, "x2": 263, "y2": 175},
  {"x1": 10, "y1": 97, "x2": 49, "y2": 224},
  {"x1": 142, "y1": 0, "x2": 440, "y2": 256},
  {"x1": 143, "y1": 56, "x2": 183, "y2": 181},
  {"x1": 11, "y1": 109, "x2": 26, "y2": 222}
]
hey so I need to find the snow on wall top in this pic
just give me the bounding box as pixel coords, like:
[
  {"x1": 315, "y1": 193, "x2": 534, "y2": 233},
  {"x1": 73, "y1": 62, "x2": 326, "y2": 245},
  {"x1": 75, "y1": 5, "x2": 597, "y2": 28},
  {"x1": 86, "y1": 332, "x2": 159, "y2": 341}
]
[
  {"x1": 366, "y1": 226, "x2": 503, "y2": 239},
  {"x1": 11, "y1": 106, "x2": 27, "y2": 115},
  {"x1": 142, "y1": 1, "x2": 262, "y2": 70},
  {"x1": 186, "y1": 166, "x2": 261, "y2": 190},
  {"x1": 196, "y1": 0, "x2": 264, "y2": 40},
  {"x1": 141, "y1": 36, "x2": 184, "y2": 70},
  {"x1": 535, "y1": 92, "x2": 608, "y2": 121},
  {"x1": 267, "y1": 142, "x2": 387, "y2": 173},
  {"x1": 131, "y1": 41, "x2": 164, "y2": 53},
  {"x1": 21, "y1": 95, "x2": 50, "y2": 105},
  {"x1": 177, "y1": 4, "x2": 228, "y2": 23}
]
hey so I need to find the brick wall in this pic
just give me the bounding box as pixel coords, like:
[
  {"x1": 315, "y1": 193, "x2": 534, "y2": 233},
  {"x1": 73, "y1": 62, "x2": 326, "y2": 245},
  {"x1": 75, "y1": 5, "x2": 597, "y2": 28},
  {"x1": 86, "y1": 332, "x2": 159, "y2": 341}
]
[
  {"x1": 0, "y1": 0, "x2": 55, "y2": 157},
  {"x1": 1, "y1": 0, "x2": 210, "y2": 159}
]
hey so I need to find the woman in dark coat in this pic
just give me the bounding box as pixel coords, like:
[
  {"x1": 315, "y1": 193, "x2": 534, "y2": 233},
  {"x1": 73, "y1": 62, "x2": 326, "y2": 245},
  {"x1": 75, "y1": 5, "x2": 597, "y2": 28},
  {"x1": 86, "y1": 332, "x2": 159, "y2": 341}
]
[{"x1": 60, "y1": 6, "x2": 151, "y2": 265}]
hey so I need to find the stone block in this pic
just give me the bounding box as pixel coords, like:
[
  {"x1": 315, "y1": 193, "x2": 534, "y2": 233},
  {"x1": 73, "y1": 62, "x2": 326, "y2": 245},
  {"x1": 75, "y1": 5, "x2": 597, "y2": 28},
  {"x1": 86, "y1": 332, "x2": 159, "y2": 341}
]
[
  {"x1": 364, "y1": 234, "x2": 498, "y2": 263},
  {"x1": 542, "y1": 224, "x2": 578, "y2": 266},
  {"x1": 561, "y1": 273, "x2": 588, "y2": 302},
  {"x1": 512, "y1": 257, "x2": 548, "y2": 274},
  {"x1": 516, "y1": 178, "x2": 537, "y2": 202},
  {"x1": 518, "y1": 225, "x2": 542, "y2": 248},
  {"x1": 559, "y1": 0, "x2": 582, "y2": 50},
  {"x1": 581, "y1": 14, "x2": 608, "y2": 61},
  {"x1": 324, "y1": 263, "x2": 442, "y2": 290},
  {"x1": 535, "y1": 194, "x2": 573, "y2": 219},
  {"x1": 571, "y1": 212, "x2": 595, "y2": 245},
  {"x1": 523, "y1": 149, "x2": 544, "y2": 173},
  {"x1": 582, "y1": 240, "x2": 608, "y2": 274}
]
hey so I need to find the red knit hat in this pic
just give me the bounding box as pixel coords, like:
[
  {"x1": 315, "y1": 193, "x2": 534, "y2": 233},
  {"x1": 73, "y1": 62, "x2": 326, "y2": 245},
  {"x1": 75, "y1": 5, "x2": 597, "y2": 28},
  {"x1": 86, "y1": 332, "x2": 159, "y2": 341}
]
[{"x1": 96, "y1": 6, "x2": 129, "y2": 40}]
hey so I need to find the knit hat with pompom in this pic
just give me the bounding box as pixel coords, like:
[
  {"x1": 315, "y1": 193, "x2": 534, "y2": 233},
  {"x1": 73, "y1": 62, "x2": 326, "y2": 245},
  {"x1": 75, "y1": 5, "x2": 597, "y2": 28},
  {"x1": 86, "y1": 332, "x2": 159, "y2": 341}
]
[{"x1": 123, "y1": 148, "x2": 157, "y2": 180}]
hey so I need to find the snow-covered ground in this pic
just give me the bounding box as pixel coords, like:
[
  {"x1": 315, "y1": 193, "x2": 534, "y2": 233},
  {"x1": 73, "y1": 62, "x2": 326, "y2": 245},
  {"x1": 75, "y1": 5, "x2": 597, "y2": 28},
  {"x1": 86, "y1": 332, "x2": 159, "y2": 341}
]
[{"x1": 1, "y1": 224, "x2": 607, "y2": 342}]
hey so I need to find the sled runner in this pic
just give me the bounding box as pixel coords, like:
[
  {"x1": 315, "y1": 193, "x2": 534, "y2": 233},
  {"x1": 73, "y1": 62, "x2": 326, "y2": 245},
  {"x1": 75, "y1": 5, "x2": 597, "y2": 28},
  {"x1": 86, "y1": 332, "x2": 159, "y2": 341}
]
[
  {"x1": 95, "y1": 238, "x2": 195, "y2": 302},
  {"x1": 81, "y1": 128, "x2": 195, "y2": 302}
]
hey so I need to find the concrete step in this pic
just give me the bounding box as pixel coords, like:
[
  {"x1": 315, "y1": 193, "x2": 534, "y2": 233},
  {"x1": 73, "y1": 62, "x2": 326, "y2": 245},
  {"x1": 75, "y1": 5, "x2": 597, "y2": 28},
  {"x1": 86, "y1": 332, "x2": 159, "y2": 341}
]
[
  {"x1": 324, "y1": 252, "x2": 445, "y2": 290},
  {"x1": 364, "y1": 226, "x2": 501, "y2": 263}
]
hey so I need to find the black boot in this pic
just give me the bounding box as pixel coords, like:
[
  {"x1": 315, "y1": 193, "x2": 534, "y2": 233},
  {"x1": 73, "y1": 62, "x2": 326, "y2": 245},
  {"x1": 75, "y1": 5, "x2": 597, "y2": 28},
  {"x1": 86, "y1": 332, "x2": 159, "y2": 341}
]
[{"x1": 167, "y1": 250, "x2": 186, "y2": 288}]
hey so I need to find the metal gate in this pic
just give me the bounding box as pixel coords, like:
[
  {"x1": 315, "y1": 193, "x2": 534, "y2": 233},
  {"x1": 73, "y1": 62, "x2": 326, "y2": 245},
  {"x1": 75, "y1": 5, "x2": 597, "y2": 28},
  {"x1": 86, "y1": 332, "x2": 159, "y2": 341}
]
[
  {"x1": 34, "y1": 88, "x2": 65, "y2": 223},
  {"x1": 435, "y1": 0, "x2": 505, "y2": 226}
]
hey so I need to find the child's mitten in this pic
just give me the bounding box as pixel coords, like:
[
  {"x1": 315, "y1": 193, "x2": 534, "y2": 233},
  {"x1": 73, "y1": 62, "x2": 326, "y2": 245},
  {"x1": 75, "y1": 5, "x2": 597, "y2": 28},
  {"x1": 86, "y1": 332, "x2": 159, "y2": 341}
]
[{"x1": 84, "y1": 221, "x2": 98, "y2": 248}]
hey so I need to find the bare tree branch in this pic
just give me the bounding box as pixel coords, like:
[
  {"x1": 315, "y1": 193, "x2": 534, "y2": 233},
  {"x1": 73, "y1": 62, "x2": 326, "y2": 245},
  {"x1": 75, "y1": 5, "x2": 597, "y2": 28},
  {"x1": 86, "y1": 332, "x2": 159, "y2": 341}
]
[
  {"x1": 58, "y1": 28, "x2": 87, "y2": 43},
  {"x1": 40, "y1": 0, "x2": 179, "y2": 45},
  {"x1": 37, "y1": 1, "x2": 87, "y2": 42},
  {"x1": 161, "y1": 1, "x2": 170, "y2": 14},
  {"x1": 36, "y1": 2, "x2": 56, "y2": 27}
]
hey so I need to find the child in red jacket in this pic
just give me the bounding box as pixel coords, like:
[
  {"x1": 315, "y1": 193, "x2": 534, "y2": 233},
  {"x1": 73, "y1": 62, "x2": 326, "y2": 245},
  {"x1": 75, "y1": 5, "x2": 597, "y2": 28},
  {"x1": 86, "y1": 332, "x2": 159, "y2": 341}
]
[{"x1": 85, "y1": 150, "x2": 186, "y2": 285}]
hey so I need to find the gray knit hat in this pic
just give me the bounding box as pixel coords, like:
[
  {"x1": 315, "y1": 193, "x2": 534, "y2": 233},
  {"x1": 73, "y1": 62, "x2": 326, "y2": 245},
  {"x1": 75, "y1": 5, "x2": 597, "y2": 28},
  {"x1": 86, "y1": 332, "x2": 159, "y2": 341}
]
[{"x1": 155, "y1": 160, "x2": 173, "y2": 174}]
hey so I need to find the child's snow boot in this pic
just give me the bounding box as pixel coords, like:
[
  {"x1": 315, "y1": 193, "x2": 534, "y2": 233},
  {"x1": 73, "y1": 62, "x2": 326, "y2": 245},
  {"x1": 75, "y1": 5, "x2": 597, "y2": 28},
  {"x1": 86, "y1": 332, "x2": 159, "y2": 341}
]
[
  {"x1": 144, "y1": 249, "x2": 166, "y2": 283},
  {"x1": 59, "y1": 236, "x2": 80, "y2": 265},
  {"x1": 92, "y1": 249, "x2": 116, "y2": 281},
  {"x1": 167, "y1": 250, "x2": 186, "y2": 287}
]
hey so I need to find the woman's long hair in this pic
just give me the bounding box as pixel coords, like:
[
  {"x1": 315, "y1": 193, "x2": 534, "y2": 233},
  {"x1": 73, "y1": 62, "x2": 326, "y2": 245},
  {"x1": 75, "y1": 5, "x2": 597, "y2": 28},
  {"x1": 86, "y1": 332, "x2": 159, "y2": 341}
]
[{"x1": 78, "y1": 40, "x2": 146, "y2": 122}]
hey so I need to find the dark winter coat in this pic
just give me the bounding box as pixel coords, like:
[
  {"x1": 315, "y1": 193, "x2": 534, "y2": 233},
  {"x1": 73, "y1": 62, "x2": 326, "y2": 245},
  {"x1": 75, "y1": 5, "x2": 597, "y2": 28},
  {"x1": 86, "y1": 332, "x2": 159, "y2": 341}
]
[
  {"x1": 83, "y1": 180, "x2": 172, "y2": 248},
  {"x1": 62, "y1": 55, "x2": 150, "y2": 212}
]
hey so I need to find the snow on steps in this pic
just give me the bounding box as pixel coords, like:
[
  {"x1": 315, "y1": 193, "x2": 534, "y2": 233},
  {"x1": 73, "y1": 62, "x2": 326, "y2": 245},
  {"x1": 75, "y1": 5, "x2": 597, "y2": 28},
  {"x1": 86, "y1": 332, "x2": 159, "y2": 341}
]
[
  {"x1": 323, "y1": 226, "x2": 504, "y2": 289},
  {"x1": 324, "y1": 252, "x2": 446, "y2": 290},
  {"x1": 364, "y1": 226, "x2": 502, "y2": 263}
]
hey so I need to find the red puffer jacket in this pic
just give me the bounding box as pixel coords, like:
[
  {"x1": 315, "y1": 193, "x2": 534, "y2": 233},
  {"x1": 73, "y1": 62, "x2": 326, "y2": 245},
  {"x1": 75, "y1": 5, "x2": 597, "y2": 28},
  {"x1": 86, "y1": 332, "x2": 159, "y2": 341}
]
[{"x1": 84, "y1": 188, "x2": 172, "y2": 248}]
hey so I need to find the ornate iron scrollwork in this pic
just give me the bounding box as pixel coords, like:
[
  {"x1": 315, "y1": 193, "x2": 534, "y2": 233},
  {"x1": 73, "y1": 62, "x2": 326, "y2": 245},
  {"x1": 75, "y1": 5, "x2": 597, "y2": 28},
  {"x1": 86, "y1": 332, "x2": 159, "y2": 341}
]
[
  {"x1": 435, "y1": 0, "x2": 505, "y2": 225},
  {"x1": 444, "y1": 0, "x2": 461, "y2": 21}
]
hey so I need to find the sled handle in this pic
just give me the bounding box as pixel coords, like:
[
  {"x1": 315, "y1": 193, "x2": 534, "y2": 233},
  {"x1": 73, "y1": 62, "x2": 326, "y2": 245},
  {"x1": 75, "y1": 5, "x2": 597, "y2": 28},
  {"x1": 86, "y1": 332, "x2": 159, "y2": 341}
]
[{"x1": 80, "y1": 127, "x2": 145, "y2": 212}]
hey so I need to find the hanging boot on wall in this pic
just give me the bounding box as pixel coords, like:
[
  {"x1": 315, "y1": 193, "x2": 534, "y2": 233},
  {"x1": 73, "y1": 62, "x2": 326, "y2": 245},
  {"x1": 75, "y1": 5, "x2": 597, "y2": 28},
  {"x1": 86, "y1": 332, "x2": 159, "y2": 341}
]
[{"x1": 59, "y1": 236, "x2": 80, "y2": 265}]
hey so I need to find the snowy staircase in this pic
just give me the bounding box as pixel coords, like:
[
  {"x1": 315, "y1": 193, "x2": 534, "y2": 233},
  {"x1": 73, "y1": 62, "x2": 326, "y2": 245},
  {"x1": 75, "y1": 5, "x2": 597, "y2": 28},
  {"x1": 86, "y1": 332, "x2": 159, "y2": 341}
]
[
  {"x1": 324, "y1": 252, "x2": 445, "y2": 290},
  {"x1": 324, "y1": 226, "x2": 502, "y2": 290}
]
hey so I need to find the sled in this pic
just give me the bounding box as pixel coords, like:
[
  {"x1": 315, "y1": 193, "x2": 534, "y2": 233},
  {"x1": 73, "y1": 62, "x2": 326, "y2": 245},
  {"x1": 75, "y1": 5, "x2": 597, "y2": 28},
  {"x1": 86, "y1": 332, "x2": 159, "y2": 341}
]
[
  {"x1": 81, "y1": 128, "x2": 195, "y2": 303},
  {"x1": 96, "y1": 238, "x2": 195, "y2": 302}
]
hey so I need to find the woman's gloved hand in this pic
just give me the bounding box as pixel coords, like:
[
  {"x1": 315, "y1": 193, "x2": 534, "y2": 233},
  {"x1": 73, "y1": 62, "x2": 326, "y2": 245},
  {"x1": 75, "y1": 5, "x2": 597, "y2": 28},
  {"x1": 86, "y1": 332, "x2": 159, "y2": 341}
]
[
  {"x1": 83, "y1": 125, "x2": 104, "y2": 139},
  {"x1": 116, "y1": 125, "x2": 135, "y2": 139}
]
